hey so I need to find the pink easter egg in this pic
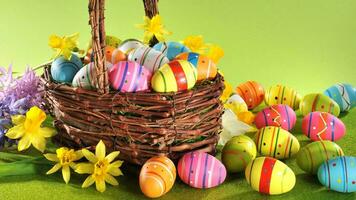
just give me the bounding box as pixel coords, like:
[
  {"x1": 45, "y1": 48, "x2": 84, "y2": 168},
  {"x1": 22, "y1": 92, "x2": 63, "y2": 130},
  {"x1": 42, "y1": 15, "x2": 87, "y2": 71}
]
[
  {"x1": 178, "y1": 151, "x2": 226, "y2": 189},
  {"x1": 109, "y1": 61, "x2": 152, "y2": 92},
  {"x1": 255, "y1": 104, "x2": 297, "y2": 131},
  {"x1": 301, "y1": 111, "x2": 346, "y2": 141}
]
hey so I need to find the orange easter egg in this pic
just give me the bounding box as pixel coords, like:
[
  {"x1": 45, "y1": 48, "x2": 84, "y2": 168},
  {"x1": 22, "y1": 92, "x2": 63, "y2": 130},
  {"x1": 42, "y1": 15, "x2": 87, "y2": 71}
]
[
  {"x1": 236, "y1": 81, "x2": 265, "y2": 109},
  {"x1": 105, "y1": 46, "x2": 127, "y2": 65},
  {"x1": 139, "y1": 156, "x2": 176, "y2": 198}
]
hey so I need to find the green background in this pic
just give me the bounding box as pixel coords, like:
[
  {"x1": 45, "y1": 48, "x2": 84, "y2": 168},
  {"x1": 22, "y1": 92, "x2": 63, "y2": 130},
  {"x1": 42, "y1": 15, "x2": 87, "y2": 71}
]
[{"x1": 0, "y1": 0, "x2": 356, "y2": 200}]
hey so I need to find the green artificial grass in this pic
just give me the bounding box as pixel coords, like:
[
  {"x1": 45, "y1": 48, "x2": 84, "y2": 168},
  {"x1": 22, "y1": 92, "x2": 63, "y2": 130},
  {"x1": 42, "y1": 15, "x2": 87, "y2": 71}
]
[{"x1": 0, "y1": 108, "x2": 355, "y2": 200}]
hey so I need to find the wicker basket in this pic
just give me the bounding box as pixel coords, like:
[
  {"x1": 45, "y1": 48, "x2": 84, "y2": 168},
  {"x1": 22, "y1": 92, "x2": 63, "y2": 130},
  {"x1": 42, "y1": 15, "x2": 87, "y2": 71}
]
[{"x1": 40, "y1": 0, "x2": 224, "y2": 165}]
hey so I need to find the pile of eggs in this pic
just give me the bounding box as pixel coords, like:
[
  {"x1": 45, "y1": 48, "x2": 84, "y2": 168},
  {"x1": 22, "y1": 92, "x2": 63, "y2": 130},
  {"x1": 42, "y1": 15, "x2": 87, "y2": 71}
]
[{"x1": 50, "y1": 38, "x2": 219, "y2": 93}]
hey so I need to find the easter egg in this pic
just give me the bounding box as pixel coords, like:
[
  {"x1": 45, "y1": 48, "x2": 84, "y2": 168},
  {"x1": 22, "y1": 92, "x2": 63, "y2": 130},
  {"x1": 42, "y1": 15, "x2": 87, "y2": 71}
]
[
  {"x1": 236, "y1": 81, "x2": 265, "y2": 109},
  {"x1": 300, "y1": 93, "x2": 340, "y2": 116},
  {"x1": 51, "y1": 54, "x2": 83, "y2": 84},
  {"x1": 245, "y1": 157, "x2": 296, "y2": 195},
  {"x1": 255, "y1": 126, "x2": 300, "y2": 159},
  {"x1": 324, "y1": 83, "x2": 356, "y2": 112},
  {"x1": 255, "y1": 105, "x2": 296, "y2": 131},
  {"x1": 178, "y1": 151, "x2": 226, "y2": 189},
  {"x1": 139, "y1": 156, "x2": 176, "y2": 198},
  {"x1": 222, "y1": 135, "x2": 257, "y2": 173},
  {"x1": 153, "y1": 41, "x2": 190, "y2": 60},
  {"x1": 105, "y1": 35, "x2": 121, "y2": 48},
  {"x1": 128, "y1": 46, "x2": 169, "y2": 73},
  {"x1": 297, "y1": 141, "x2": 344, "y2": 174},
  {"x1": 175, "y1": 52, "x2": 217, "y2": 81},
  {"x1": 151, "y1": 60, "x2": 197, "y2": 93},
  {"x1": 265, "y1": 85, "x2": 301, "y2": 110},
  {"x1": 72, "y1": 62, "x2": 112, "y2": 90},
  {"x1": 108, "y1": 61, "x2": 151, "y2": 92},
  {"x1": 118, "y1": 39, "x2": 145, "y2": 55},
  {"x1": 301, "y1": 111, "x2": 346, "y2": 141},
  {"x1": 317, "y1": 156, "x2": 356, "y2": 193},
  {"x1": 105, "y1": 46, "x2": 126, "y2": 65}
]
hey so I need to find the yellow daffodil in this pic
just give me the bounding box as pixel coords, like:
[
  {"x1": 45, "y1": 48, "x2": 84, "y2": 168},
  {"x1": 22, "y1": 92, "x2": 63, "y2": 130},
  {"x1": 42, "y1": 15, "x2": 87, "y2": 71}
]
[
  {"x1": 137, "y1": 15, "x2": 171, "y2": 44},
  {"x1": 75, "y1": 140, "x2": 123, "y2": 193},
  {"x1": 6, "y1": 106, "x2": 56, "y2": 152},
  {"x1": 183, "y1": 35, "x2": 208, "y2": 54},
  {"x1": 220, "y1": 81, "x2": 233, "y2": 103},
  {"x1": 44, "y1": 147, "x2": 83, "y2": 184},
  {"x1": 49, "y1": 33, "x2": 79, "y2": 60},
  {"x1": 206, "y1": 44, "x2": 224, "y2": 64}
]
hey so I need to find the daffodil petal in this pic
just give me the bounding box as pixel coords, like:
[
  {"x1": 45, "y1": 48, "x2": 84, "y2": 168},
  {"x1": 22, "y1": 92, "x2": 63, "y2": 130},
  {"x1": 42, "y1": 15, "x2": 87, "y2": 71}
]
[
  {"x1": 62, "y1": 165, "x2": 70, "y2": 184},
  {"x1": 69, "y1": 162, "x2": 76, "y2": 169},
  {"x1": 5, "y1": 125, "x2": 25, "y2": 139},
  {"x1": 82, "y1": 149, "x2": 97, "y2": 163},
  {"x1": 46, "y1": 163, "x2": 62, "y2": 175},
  {"x1": 17, "y1": 135, "x2": 31, "y2": 151},
  {"x1": 108, "y1": 167, "x2": 123, "y2": 176},
  {"x1": 110, "y1": 160, "x2": 124, "y2": 168},
  {"x1": 105, "y1": 151, "x2": 120, "y2": 163},
  {"x1": 75, "y1": 163, "x2": 94, "y2": 174},
  {"x1": 31, "y1": 136, "x2": 46, "y2": 153},
  {"x1": 95, "y1": 140, "x2": 106, "y2": 161},
  {"x1": 105, "y1": 174, "x2": 119, "y2": 186},
  {"x1": 82, "y1": 175, "x2": 95, "y2": 188},
  {"x1": 39, "y1": 127, "x2": 56, "y2": 138},
  {"x1": 96, "y1": 179, "x2": 106, "y2": 193},
  {"x1": 11, "y1": 115, "x2": 25, "y2": 125},
  {"x1": 74, "y1": 150, "x2": 83, "y2": 161},
  {"x1": 44, "y1": 153, "x2": 59, "y2": 162}
]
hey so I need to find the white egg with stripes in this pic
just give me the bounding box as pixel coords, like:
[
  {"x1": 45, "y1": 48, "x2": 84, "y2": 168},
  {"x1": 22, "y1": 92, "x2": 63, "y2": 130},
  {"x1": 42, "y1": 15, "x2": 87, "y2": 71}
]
[{"x1": 128, "y1": 46, "x2": 169, "y2": 73}]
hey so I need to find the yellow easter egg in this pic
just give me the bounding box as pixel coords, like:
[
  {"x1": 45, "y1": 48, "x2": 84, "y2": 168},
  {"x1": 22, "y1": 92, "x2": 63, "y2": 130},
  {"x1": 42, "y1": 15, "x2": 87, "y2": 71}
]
[{"x1": 264, "y1": 85, "x2": 301, "y2": 110}]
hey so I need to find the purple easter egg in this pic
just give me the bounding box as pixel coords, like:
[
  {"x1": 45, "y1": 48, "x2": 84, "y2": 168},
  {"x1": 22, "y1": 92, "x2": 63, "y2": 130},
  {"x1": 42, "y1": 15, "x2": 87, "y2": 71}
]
[{"x1": 255, "y1": 104, "x2": 297, "y2": 131}]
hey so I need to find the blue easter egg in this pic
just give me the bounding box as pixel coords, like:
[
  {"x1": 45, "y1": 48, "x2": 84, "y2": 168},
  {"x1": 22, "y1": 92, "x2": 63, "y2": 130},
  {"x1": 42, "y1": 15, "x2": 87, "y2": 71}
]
[
  {"x1": 51, "y1": 54, "x2": 83, "y2": 84},
  {"x1": 324, "y1": 83, "x2": 356, "y2": 112},
  {"x1": 153, "y1": 41, "x2": 190, "y2": 60},
  {"x1": 317, "y1": 156, "x2": 356, "y2": 193}
]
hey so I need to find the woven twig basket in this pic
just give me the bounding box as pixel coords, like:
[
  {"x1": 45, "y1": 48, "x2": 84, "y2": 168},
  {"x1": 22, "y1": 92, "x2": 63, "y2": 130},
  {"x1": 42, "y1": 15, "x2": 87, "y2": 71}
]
[{"x1": 40, "y1": 0, "x2": 224, "y2": 165}]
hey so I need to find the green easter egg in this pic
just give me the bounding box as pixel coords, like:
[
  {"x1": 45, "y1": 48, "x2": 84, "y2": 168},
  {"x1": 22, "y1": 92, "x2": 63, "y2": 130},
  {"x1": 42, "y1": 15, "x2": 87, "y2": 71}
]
[
  {"x1": 106, "y1": 35, "x2": 122, "y2": 48},
  {"x1": 300, "y1": 93, "x2": 340, "y2": 116}
]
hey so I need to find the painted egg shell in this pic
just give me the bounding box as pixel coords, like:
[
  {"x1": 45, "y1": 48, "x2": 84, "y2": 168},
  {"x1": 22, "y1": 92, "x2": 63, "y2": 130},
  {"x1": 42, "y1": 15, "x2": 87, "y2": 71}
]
[
  {"x1": 245, "y1": 157, "x2": 296, "y2": 195},
  {"x1": 317, "y1": 156, "x2": 356, "y2": 193},
  {"x1": 175, "y1": 52, "x2": 217, "y2": 81},
  {"x1": 109, "y1": 61, "x2": 151, "y2": 93},
  {"x1": 51, "y1": 54, "x2": 83, "y2": 84},
  {"x1": 151, "y1": 60, "x2": 197, "y2": 93},
  {"x1": 236, "y1": 81, "x2": 265, "y2": 109},
  {"x1": 105, "y1": 35, "x2": 121, "y2": 48},
  {"x1": 297, "y1": 141, "x2": 344, "y2": 174},
  {"x1": 139, "y1": 156, "x2": 176, "y2": 198},
  {"x1": 324, "y1": 83, "x2": 356, "y2": 112},
  {"x1": 153, "y1": 41, "x2": 190, "y2": 60},
  {"x1": 222, "y1": 135, "x2": 257, "y2": 173},
  {"x1": 128, "y1": 46, "x2": 169, "y2": 73},
  {"x1": 105, "y1": 46, "x2": 126, "y2": 65},
  {"x1": 300, "y1": 93, "x2": 340, "y2": 117},
  {"x1": 72, "y1": 62, "x2": 112, "y2": 89},
  {"x1": 178, "y1": 151, "x2": 226, "y2": 189},
  {"x1": 264, "y1": 85, "x2": 301, "y2": 110},
  {"x1": 301, "y1": 111, "x2": 346, "y2": 141},
  {"x1": 118, "y1": 39, "x2": 145, "y2": 55},
  {"x1": 255, "y1": 105, "x2": 296, "y2": 131},
  {"x1": 255, "y1": 126, "x2": 300, "y2": 159}
]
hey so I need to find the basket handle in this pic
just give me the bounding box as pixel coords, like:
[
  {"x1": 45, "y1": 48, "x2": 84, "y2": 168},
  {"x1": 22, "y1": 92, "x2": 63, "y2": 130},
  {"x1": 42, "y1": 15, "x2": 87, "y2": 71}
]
[{"x1": 88, "y1": 0, "x2": 159, "y2": 94}]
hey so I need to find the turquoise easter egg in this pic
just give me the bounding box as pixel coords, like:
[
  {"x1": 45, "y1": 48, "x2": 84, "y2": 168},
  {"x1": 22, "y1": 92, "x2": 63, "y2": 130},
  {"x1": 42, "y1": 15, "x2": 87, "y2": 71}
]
[
  {"x1": 324, "y1": 83, "x2": 356, "y2": 112},
  {"x1": 51, "y1": 54, "x2": 83, "y2": 84},
  {"x1": 153, "y1": 42, "x2": 190, "y2": 60}
]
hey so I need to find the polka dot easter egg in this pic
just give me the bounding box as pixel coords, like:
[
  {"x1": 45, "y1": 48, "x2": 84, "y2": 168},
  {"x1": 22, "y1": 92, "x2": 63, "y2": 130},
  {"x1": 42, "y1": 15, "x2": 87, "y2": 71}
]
[
  {"x1": 72, "y1": 62, "x2": 112, "y2": 90},
  {"x1": 222, "y1": 135, "x2": 257, "y2": 173},
  {"x1": 105, "y1": 46, "x2": 126, "y2": 65},
  {"x1": 300, "y1": 93, "x2": 341, "y2": 117},
  {"x1": 255, "y1": 105, "x2": 296, "y2": 131},
  {"x1": 297, "y1": 141, "x2": 344, "y2": 174},
  {"x1": 153, "y1": 41, "x2": 190, "y2": 60},
  {"x1": 324, "y1": 83, "x2": 356, "y2": 112},
  {"x1": 245, "y1": 157, "x2": 296, "y2": 195},
  {"x1": 265, "y1": 85, "x2": 301, "y2": 110},
  {"x1": 301, "y1": 111, "x2": 346, "y2": 141},
  {"x1": 128, "y1": 46, "x2": 169, "y2": 73},
  {"x1": 236, "y1": 81, "x2": 265, "y2": 109},
  {"x1": 118, "y1": 39, "x2": 145, "y2": 55},
  {"x1": 178, "y1": 151, "x2": 226, "y2": 189},
  {"x1": 175, "y1": 52, "x2": 217, "y2": 81},
  {"x1": 109, "y1": 61, "x2": 152, "y2": 93},
  {"x1": 317, "y1": 156, "x2": 356, "y2": 193},
  {"x1": 255, "y1": 126, "x2": 300, "y2": 159},
  {"x1": 139, "y1": 156, "x2": 176, "y2": 198},
  {"x1": 51, "y1": 54, "x2": 83, "y2": 84},
  {"x1": 151, "y1": 60, "x2": 197, "y2": 93}
]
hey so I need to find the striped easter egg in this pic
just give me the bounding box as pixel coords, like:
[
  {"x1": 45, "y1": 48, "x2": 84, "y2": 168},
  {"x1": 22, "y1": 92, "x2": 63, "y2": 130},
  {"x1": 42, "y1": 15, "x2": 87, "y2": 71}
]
[
  {"x1": 245, "y1": 157, "x2": 296, "y2": 195},
  {"x1": 51, "y1": 54, "x2": 83, "y2": 84},
  {"x1": 105, "y1": 46, "x2": 126, "y2": 65},
  {"x1": 153, "y1": 41, "x2": 190, "y2": 60},
  {"x1": 317, "y1": 156, "x2": 356, "y2": 193},
  {"x1": 300, "y1": 93, "x2": 340, "y2": 116},
  {"x1": 108, "y1": 61, "x2": 152, "y2": 93},
  {"x1": 72, "y1": 62, "x2": 113, "y2": 90},
  {"x1": 265, "y1": 85, "x2": 301, "y2": 110},
  {"x1": 139, "y1": 156, "x2": 176, "y2": 198},
  {"x1": 297, "y1": 141, "x2": 344, "y2": 174},
  {"x1": 178, "y1": 151, "x2": 226, "y2": 189},
  {"x1": 324, "y1": 83, "x2": 356, "y2": 112},
  {"x1": 301, "y1": 111, "x2": 346, "y2": 141},
  {"x1": 255, "y1": 126, "x2": 300, "y2": 159},
  {"x1": 236, "y1": 81, "x2": 265, "y2": 109},
  {"x1": 175, "y1": 52, "x2": 218, "y2": 81},
  {"x1": 128, "y1": 46, "x2": 169, "y2": 73},
  {"x1": 255, "y1": 105, "x2": 297, "y2": 131},
  {"x1": 118, "y1": 39, "x2": 145, "y2": 55},
  {"x1": 151, "y1": 60, "x2": 197, "y2": 93},
  {"x1": 222, "y1": 135, "x2": 257, "y2": 173}
]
